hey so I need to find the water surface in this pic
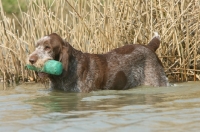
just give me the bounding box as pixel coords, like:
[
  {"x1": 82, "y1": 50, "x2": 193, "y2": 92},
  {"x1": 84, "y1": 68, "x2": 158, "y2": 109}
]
[{"x1": 0, "y1": 82, "x2": 200, "y2": 132}]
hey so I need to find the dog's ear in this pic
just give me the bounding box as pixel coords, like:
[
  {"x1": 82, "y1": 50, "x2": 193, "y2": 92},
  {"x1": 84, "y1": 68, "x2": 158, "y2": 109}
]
[
  {"x1": 59, "y1": 44, "x2": 71, "y2": 71},
  {"x1": 48, "y1": 33, "x2": 71, "y2": 71},
  {"x1": 49, "y1": 33, "x2": 64, "y2": 56}
]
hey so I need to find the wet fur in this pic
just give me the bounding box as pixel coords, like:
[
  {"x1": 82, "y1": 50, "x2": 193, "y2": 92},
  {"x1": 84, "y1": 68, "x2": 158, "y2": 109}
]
[{"x1": 28, "y1": 33, "x2": 168, "y2": 92}]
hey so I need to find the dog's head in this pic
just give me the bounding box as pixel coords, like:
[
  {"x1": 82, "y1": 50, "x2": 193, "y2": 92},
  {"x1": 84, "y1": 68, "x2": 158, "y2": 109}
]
[{"x1": 28, "y1": 33, "x2": 71, "y2": 76}]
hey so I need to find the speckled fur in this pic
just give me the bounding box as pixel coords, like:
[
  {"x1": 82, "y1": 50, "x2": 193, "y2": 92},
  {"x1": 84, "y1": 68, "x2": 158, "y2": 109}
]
[{"x1": 28, "y1": 33, "x2": 168, "y2": 92}]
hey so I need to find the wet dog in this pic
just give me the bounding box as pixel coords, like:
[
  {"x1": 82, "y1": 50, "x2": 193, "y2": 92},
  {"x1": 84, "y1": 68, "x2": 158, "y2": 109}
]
[{"x1": 28, "y1": 33, "x2": 167, "y2": 92}]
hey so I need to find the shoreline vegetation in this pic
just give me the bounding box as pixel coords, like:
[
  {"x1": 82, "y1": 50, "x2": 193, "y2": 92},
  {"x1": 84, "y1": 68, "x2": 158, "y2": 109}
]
[{"x1": 0, "y1": 0, "x2": 199, "y2": 86}]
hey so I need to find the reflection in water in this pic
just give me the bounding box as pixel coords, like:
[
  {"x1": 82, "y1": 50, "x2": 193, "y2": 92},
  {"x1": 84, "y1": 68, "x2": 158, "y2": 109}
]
[{"x1": 0, "y1": 82, "x2": 200, "y2": 131}]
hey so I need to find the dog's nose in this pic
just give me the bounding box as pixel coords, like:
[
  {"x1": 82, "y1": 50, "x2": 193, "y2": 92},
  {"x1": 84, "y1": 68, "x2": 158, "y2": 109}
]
[
  {"x1": 29, "y1": 59, "x2": 36, "y2": 64},
  {"x1": 29, "y1": 55, "x2": 38, "y2": 64}
]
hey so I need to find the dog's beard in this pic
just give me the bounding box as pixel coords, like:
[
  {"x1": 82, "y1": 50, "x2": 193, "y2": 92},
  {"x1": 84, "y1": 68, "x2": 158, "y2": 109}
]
[{"x1": 38, "y1": 72, "x2": 49, "y2": 78}]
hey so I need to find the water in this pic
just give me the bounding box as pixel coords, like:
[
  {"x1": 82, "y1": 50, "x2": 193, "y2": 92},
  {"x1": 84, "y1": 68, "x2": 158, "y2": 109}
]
[{"x1": 0, "y1": 82, "x2": 200, "y2": 132}]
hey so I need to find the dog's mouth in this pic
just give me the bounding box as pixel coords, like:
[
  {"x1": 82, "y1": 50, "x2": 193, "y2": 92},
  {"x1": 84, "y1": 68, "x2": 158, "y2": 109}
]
[
  {"x1": 34, "y1": 58, "x2": 52, "y2": 68},
  {"x1": 38, "y1": 72, "x2": 49, "y2": 79},
  {"x1": 37, "y1": 58, "x2": 54, "y2": 78}
]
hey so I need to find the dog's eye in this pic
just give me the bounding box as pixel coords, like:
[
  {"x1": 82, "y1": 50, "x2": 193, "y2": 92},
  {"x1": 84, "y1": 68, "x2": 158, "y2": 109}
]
[{"x1": 44, "y1": 46, "x2": 50, "y2": 50}]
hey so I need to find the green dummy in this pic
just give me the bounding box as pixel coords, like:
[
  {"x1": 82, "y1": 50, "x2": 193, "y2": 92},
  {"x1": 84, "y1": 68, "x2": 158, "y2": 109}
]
[{"x1": 26, "y1": 60, "x2": 63, "y2": 75}]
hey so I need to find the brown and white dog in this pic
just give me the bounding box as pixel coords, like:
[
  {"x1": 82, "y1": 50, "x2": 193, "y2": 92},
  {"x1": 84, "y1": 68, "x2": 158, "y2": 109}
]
[{"x1": 28, "y1": 33, "x2": 168, "y2": 92}]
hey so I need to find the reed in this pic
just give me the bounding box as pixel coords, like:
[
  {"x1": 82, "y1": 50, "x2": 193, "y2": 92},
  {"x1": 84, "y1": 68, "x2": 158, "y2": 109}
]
[{"x1": 0, "y1": 0, "x2": 199, "y2": 84}]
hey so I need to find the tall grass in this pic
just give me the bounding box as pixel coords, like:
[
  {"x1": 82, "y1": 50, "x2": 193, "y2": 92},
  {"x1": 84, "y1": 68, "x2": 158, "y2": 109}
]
[{"x1": 0, "y1": 0, "x2": 199, "y2": 84}]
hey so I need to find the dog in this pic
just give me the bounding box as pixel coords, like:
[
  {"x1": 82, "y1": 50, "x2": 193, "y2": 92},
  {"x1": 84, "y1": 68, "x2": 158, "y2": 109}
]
[{"x1": 28, "y1": 32, "x2": 168, "y2": 92}]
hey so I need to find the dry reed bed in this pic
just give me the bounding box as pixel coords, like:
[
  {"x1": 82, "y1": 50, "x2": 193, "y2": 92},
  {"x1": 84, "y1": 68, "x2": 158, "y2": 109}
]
[{"x1": 0, "y1": 0, "x2": 199, "y2": 84}]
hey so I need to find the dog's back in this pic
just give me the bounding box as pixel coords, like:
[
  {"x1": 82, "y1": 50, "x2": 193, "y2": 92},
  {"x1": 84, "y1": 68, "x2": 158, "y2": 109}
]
[{"x1": 75, "y1": 33, "x2": 167, "y2": 92}]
